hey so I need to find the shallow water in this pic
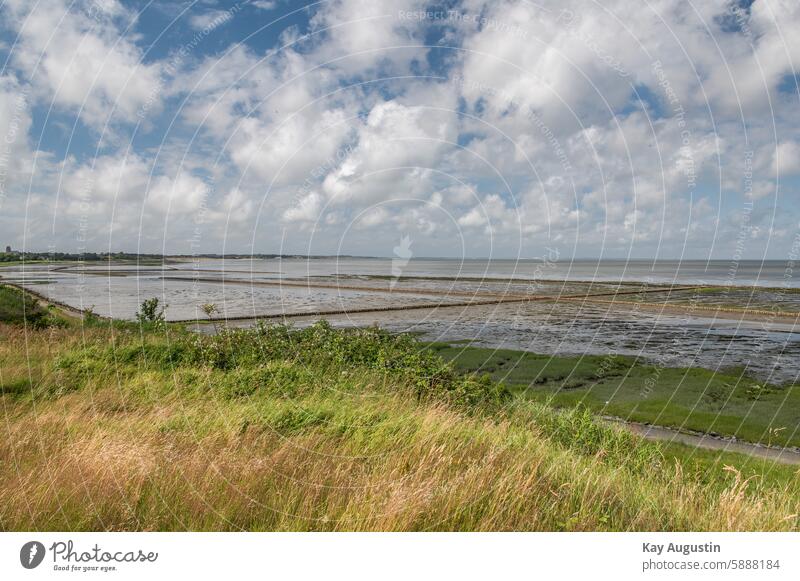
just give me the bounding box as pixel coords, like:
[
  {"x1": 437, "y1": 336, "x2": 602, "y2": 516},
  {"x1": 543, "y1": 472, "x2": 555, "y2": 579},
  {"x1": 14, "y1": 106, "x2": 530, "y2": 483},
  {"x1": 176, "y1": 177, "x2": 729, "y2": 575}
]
[
  {"x1": 273, "y1": 301, "x2": 800, "y2": 385},
  {"x1": 3, "y1": 258, "x2": 799, "y2": 383},
  {"x1": 12, "y1": 256, "x2": 798, "y2": 285}
]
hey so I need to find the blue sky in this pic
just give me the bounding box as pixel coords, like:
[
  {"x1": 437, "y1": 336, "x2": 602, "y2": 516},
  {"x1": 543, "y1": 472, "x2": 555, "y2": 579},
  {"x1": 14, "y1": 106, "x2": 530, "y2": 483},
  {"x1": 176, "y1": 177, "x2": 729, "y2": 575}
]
[{"x1": 0, "y1": 0, "x2": 798, "y2": 260}]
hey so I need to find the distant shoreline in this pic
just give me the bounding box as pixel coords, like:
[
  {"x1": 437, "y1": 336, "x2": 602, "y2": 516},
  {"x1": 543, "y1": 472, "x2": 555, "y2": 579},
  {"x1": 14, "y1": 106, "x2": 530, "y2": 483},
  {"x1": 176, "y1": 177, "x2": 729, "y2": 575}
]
[{"x1": 2, "y1": 252, "x2": 797, "y2": 262}]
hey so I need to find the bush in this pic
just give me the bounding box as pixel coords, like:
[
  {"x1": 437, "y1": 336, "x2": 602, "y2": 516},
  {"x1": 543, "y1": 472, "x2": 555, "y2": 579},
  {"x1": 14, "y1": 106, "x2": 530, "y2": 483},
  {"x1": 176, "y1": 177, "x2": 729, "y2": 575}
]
[
  {"x1": 136, "y1": 297, "x2": 166, "y2": 327},
  {"x1": 99, "y1": 321, "x2": 511, "y2": 408}
]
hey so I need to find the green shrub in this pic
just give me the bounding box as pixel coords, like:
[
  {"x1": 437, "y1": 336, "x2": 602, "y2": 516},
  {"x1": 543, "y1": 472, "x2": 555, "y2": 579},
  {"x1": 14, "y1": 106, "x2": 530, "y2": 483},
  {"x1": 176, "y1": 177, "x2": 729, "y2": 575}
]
[
  {"x1": 182, "y1": 322, "x2": 510, "y2": 407},
  {"x1": 83, "y1": 321, "x2": 510, "y2": 408},
  {"x1": 135, "y1": 297, "x2": 166, "y2": 327}
]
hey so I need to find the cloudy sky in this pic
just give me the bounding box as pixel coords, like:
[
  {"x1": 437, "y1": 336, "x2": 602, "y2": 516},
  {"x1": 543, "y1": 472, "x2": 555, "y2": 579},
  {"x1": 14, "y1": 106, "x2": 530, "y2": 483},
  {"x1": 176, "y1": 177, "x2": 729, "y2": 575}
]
[{"x1": 0, "y1": 0, "x2": 798, "y2": 259}]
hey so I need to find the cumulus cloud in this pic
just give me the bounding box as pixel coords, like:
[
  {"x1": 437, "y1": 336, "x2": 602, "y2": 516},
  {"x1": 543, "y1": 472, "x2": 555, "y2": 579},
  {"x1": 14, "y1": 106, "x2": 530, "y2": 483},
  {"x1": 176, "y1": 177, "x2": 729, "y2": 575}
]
[
  {"x1": 0, "y1": 75, "x2": 35, "y2": 195},
  {"x1": 283, "y1": 191, "x2": 324, "y2": 222},
  {"x1": 308, "y1": 0, "x2": 428, "y2": 75},
  {"x1": 3, "y1": 0, "x2": 163, "y2": 130},
  {"x1": 321, "y1": 98, "x2": 458, "y2": 205},
  {"x1": 1, "y1": 0, "x2": 798, "y2": 257},
  {"x1": 773, "y1": 141, "x2": 800, "y2": 176},
  {"x1": 253, "y1": 1, "x2": 278, "y2": 11},
  {"x1": 188, "y1": 9, "x2": 235, "y2": 32},
  {"x1": 147, "y1": 171, "x2": 209, "y2": 215}
]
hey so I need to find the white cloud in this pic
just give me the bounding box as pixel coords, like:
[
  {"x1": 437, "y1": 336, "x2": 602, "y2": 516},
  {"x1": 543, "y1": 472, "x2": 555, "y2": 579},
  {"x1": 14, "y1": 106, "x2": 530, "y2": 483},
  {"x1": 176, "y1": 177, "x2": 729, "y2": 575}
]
[
  {"x1": 773, "y1": 141, "x2": 800, "y2": 176},
  {"x1": 322, "y1": 98, "x2": 458, "y2": 204},
  {"x1": 0, "y1": 75, "x2": 35, "y2": 195},
  {"x1": 188, "y1": 9, "x2": 235, "y2": 32},
  {"x1": 458, "y1": 206, "x2": 487, "y2": 228},
  {"x1": 219, "y1": 187, "x2": 256, "y2": 224},
  {"x1": 253, "y1": 1, "x2": 278, "y2": 11},
  {"x1": 354, "y1": 206, "x2": 389, "y2": 228},
  {"x1": 147, "y1": 172, "x2": 209, "y2": 215},
  {"x1": 283, "y1": 191, "x2": 323, "y2": 222},
  {"x1": 3, "y1": 0, "x2": 162, "y2": 129},
  {"x1": 2, "y1": 0, "x2": 799, "y2": 258},
  {"x1": 308, "y1": 0, "x2": 428, "y2": 75},
  {"x1": 62, "y1": 153, "x2": 151, "y2": 203}
]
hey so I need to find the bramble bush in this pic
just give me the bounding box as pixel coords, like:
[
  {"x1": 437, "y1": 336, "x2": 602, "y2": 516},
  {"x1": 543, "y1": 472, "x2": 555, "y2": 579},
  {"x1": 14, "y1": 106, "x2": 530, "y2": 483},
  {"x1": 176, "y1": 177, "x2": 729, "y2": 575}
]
[{"x1": 94, "y1": 320, "x2": 510, "y2": 408}]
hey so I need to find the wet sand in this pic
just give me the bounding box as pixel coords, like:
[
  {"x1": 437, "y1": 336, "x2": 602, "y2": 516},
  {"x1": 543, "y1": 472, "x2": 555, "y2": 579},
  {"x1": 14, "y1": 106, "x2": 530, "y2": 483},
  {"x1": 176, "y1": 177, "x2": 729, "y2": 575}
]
[{"x1": 566, "y1": 296, "x2": 800, "y2": 323}]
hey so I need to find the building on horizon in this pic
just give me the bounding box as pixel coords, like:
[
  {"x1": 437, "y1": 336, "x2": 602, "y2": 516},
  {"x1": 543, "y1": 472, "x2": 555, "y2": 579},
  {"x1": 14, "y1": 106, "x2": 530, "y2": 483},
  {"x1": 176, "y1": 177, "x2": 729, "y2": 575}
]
[{"x1": 5, "y1": 245, "x2": 11, "y2": 253}]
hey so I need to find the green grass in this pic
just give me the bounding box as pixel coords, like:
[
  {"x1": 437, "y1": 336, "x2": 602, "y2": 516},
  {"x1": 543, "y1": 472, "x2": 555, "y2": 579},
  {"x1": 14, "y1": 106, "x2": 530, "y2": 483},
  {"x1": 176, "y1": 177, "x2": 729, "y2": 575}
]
[
  {"x1": 0, "y1": 284, "x2": 68, "y2": 328},
  {"x1": 426, "y1": 342, "x2": 800, "y2": 448},
  {"x1": 1, "y1": 299, "x2": 799, "y2": 531}
]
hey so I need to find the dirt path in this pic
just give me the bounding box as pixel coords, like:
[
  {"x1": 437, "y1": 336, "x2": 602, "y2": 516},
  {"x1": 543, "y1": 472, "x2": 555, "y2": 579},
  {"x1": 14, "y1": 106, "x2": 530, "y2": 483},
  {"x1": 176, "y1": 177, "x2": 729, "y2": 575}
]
[{"x1": 604, "y1": 416, "x2": 800, "y2": 465}]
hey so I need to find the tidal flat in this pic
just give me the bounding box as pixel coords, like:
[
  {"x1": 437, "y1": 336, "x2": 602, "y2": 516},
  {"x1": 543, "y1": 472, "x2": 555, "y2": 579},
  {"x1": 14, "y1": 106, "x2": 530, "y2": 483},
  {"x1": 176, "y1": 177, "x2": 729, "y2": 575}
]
[{"x1": 2, "y1": 287, "x2": 799, "y2": 532}]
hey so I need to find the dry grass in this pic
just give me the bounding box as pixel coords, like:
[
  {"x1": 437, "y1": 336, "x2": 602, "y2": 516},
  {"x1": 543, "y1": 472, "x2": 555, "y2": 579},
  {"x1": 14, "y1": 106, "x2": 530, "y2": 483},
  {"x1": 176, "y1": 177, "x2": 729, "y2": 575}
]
[{"x1": 1, "y1": 322, "x2": 799, "y2": 531}]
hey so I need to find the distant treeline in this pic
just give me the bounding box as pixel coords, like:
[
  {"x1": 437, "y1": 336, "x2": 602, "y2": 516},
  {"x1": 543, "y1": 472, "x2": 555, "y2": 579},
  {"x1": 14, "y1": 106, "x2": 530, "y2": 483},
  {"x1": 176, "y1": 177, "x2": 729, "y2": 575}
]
[
  {"x1": 0, "y1": 252, "x2": 164, "y2": 262},
  {"x1": 0, "y1": 252, "x2": 358, "y2": 262}
]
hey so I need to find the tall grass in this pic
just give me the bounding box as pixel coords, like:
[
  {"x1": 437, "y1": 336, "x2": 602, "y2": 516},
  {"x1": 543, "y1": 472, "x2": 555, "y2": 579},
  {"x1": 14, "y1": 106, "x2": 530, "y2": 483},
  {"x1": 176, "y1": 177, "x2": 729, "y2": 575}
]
[
  {"x1": 0, "y1": 285, "x2": 66, "y2": 328},
  {"x1": 1, "y1": 318, "x2": 799, "y2": 531}
]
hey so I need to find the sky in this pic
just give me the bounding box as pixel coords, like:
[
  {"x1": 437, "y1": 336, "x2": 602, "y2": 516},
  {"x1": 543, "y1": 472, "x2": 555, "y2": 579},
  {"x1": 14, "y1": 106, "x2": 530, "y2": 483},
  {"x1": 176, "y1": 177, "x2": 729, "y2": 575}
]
[{"x1": 0, "y1": 0, "x2": 798, "y2": 260}]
